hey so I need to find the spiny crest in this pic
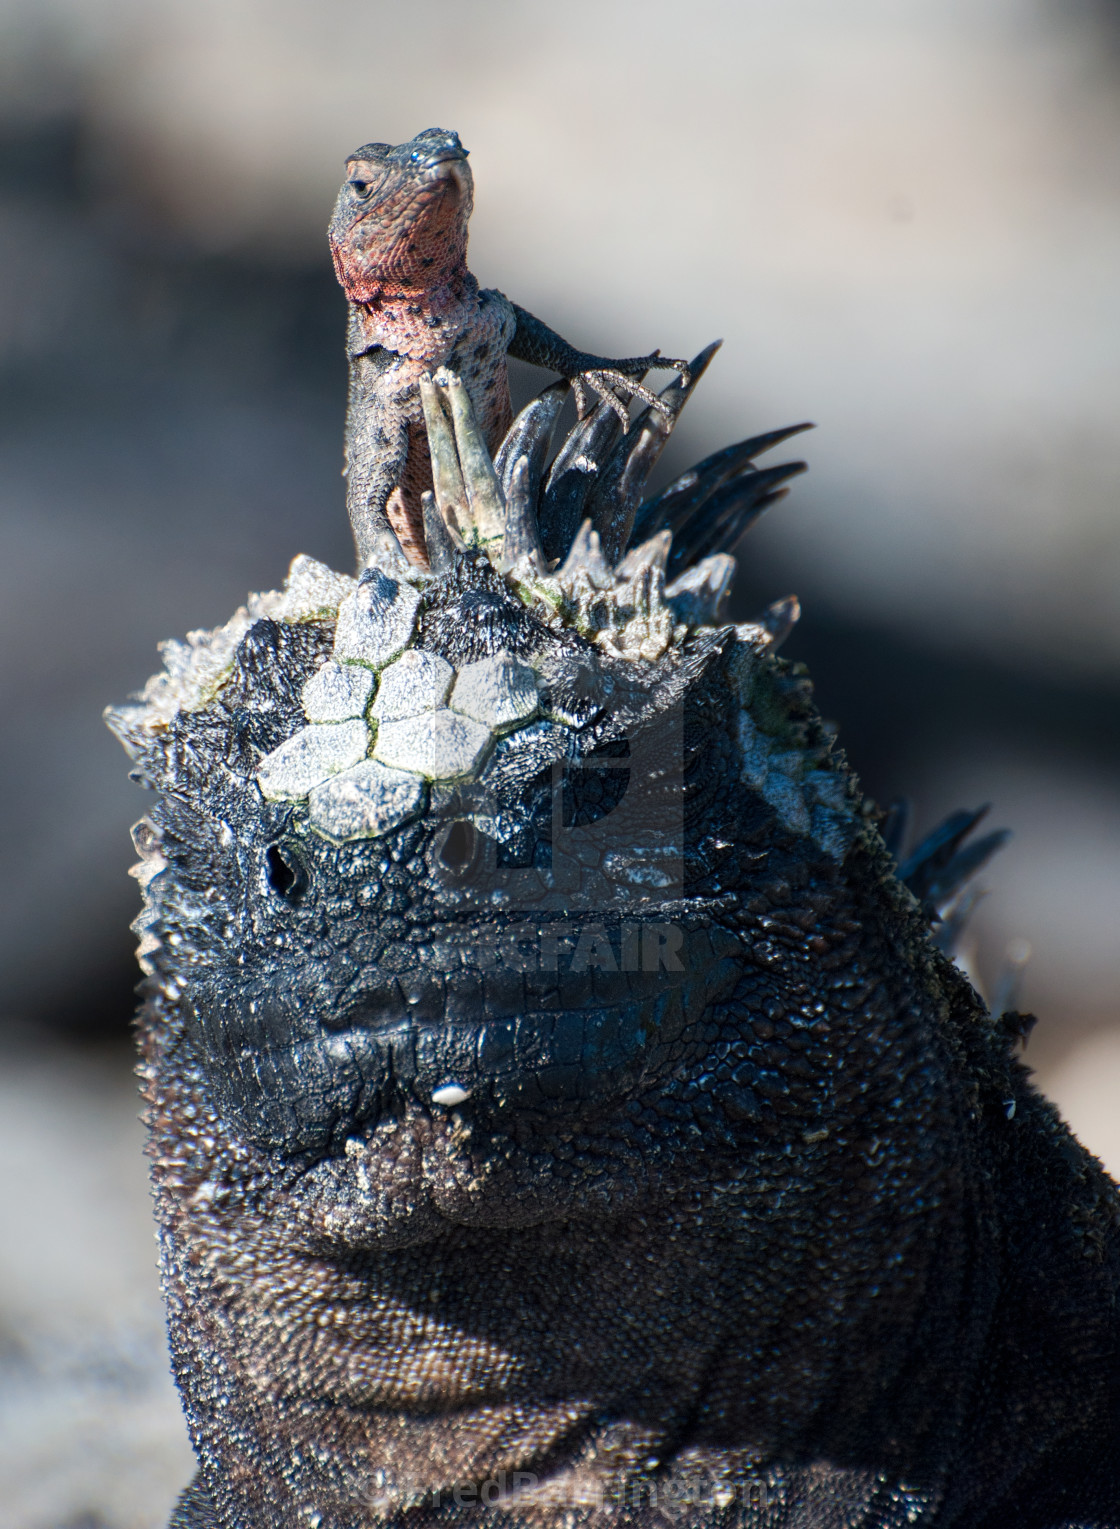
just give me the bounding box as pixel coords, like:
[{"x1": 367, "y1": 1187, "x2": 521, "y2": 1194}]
[
  {"x1": 407, "y1": 344, "x2": 811, "y2": 661},
  {"x1": 883, "y1": 799, "x2": 1014, "y2": 972}
]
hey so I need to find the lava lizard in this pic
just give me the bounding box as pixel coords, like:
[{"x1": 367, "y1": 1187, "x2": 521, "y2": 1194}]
[{"x1": 328, "y1": 126, "x2": 688, "y2": 569}]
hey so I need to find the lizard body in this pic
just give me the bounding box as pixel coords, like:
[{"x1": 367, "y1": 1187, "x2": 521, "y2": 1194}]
[
  {"x1": 107, "y1": 152, "x2": 1120, "y2": 1528},
  {"x1": 329, "y1": 129, "x2": 687, "y2": 567}
]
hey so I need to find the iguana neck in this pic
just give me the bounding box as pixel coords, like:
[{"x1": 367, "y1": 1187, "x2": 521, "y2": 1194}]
[
  {"x1": 143, "y1": 845, "x2": 993, "y2": 1511},
  {"x1": 687, "y1": 846, "x2": 992, "y2": 1469}
]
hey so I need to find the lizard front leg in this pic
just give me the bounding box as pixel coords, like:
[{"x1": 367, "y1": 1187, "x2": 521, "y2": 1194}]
[{"x1": 506, "y1": 301, "x2": 690, "y2": 421}]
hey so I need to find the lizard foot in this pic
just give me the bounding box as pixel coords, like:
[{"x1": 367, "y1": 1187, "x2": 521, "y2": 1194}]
[{"x1": 573, "y1": 354, "x2": 692, "y2": 422}]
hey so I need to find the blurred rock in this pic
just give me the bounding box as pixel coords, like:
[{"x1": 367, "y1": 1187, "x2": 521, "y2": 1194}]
[
  {"x1": 1043, "y1": 1028, "x2": 1120, "y2": 1177},
  {"x1": 0, "y1": 1039, "x2": 193, "y2": 1529}
]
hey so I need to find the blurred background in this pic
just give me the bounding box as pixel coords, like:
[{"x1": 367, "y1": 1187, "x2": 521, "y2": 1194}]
[{"x1": 0, "y1": 0, "x2": 1117, "y2": 1523}]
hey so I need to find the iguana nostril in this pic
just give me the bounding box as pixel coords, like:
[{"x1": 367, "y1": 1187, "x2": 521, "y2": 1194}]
[
  {"x1": 437, "y1": 818, "x2": 479, "y2": 875},
  {"x1": 265, "y1": 841, "x2": 308, "y2": 904}
]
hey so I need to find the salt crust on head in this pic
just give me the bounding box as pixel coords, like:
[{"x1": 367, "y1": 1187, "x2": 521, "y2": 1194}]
[
  {"x1": 112, "y1": 556, "x2": 358, "y2": 738},
  {"x1": 108, "y1": 548, "x2": 858, "y2": 860}
]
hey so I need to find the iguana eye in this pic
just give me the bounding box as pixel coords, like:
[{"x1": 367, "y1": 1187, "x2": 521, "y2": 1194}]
[
  {"x1": 347, "y1": 178, "x2": 372, "y2": 199},
  {"x1": 266, "y1": 840, "x2": 309, "y2": 905}
]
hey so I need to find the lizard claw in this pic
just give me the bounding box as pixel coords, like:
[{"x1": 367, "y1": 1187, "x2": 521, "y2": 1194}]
[
  {"x1": 573, "y1": 356, "x2": 693, "y2": 423},
  {"x1": 651, "y1": 352, "x2": 693, "y2": 389}
]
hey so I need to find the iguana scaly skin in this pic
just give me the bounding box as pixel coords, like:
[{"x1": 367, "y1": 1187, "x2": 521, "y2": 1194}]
[
  {"x1": 329, "y1": 128, "x2": 688, "y2": 568},
  {"x1": 107, "y1": 154, "x2": 1120, "y2": 1529}
]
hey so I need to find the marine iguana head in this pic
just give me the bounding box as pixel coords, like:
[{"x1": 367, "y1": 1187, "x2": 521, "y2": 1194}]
[
  {"x1": 108, "y1": 353, "x2": 918, "y2": 1246},
  {"x1": 329, "y1": 127, "x2": 473, "y2": 301}
]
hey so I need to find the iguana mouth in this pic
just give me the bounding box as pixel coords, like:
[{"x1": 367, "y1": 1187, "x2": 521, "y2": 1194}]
[{"x1": 183, "y1": 915, "x2": 733, "y2": 1158}]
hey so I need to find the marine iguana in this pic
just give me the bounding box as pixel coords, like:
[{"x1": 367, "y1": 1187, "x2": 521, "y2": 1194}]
[
  {"x1": 107, "y1": 186, "x2": 1120, "y2": 1529},
  {"x1": 328, "y1": 127, "x2": 689, "y2": 569}
]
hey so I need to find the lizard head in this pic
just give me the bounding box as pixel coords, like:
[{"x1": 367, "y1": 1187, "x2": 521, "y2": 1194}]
[
  {"x1": 108, "y1": 350, "x2": 893, "y2": 1245},
  {"x1": 328, "y1": 127, "x2": 473, "y2": 300}
]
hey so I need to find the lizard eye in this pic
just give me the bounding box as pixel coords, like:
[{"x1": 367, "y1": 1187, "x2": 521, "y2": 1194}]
[{"x1": 347, "y1": 178, "x2": 373, "y2": 199}]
